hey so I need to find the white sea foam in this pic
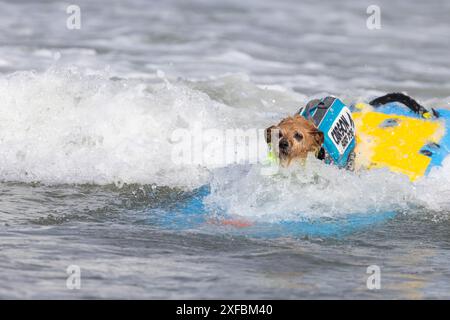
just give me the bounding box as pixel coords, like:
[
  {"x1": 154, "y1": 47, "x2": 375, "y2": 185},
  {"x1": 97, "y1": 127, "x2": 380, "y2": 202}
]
[
  {"x1": 205, "y1": 157, "x2": 450, "y2": 221},
  {"x1": 0, "y1": 67, "x2": 301, "y2": 188}
]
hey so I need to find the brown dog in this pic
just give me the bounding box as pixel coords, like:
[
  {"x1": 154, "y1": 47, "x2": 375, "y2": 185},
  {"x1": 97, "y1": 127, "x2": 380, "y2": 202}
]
[{"x1": 265, "y1": 114, "x2": 324, "y2": 167}]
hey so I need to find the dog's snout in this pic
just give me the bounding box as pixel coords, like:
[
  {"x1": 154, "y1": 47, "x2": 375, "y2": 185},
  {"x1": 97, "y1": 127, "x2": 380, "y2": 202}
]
[{"x1": 279, "y1": 138, "x2": 289, "y2": 150}]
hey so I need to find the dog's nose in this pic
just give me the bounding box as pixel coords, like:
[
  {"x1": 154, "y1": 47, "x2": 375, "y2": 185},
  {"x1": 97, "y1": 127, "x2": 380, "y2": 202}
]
[{"x1": 279, "y1": 138, "x2": 289, "y2": 150}]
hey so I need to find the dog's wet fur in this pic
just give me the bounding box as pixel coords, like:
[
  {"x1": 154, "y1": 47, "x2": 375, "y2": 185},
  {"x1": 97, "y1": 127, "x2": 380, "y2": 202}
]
[{"x1": 265, "y1": 114, "x2": 324, "y2": 167}]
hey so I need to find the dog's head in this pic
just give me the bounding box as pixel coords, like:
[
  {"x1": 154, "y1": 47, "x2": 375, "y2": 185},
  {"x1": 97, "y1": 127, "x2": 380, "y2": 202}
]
[{"x1": 265, "y1": 115, "x2": 324, "y2": 166}]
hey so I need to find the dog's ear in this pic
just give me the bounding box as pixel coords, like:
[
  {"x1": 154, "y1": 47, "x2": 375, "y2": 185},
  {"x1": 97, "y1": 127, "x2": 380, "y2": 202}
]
[
  {"x1": 311, "y1": 130, "x2": 324, "y2": 146},
  {"x1": 265, "y1": 125, "x2": 277, "y2": 144}
]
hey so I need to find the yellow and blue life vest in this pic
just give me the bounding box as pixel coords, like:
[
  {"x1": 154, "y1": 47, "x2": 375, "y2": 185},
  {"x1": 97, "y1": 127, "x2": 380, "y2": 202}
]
[{"x1": 269, "y1": 94, "x2": 450, "y2": 181}]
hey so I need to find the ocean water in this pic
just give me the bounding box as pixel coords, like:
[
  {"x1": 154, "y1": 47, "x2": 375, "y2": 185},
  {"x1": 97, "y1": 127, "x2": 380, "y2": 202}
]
[{"x1": 1, "y1": 0, "x2": 450, "y2": 299}]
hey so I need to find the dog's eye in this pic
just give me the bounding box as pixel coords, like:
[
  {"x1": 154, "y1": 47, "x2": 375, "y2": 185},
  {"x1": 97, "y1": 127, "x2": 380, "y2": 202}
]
[
  {"x1": 294, "y1": 132, "x2": 303, "y2": 141},
  {"x1": 279, "y1": 131, "x2": 283, "y2": 139}
]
